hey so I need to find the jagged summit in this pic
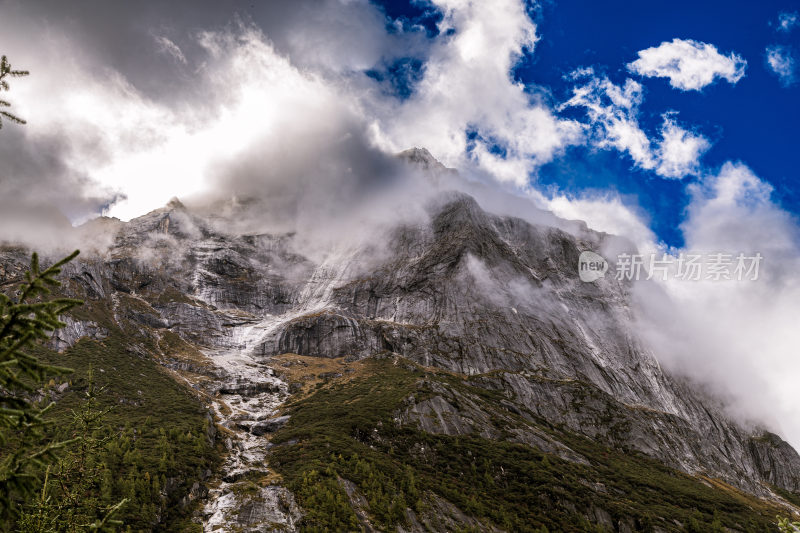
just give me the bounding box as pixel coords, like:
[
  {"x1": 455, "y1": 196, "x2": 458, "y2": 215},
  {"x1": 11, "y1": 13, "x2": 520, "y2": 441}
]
[
  {"x1": 166, "y1": 196, "x2": 186, "y2": 210},
  {"x1": 398, "y1": 147, "x2": 458, "y2": 175}
]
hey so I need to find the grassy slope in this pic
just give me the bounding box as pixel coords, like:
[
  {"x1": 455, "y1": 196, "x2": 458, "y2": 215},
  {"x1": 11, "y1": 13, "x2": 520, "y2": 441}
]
[
  {"x1": 28, "y1": 298, "x2": 219, "y2": 532},
  {"x1": 269, "y1": 356, "x2": 786, "y2": 533}
]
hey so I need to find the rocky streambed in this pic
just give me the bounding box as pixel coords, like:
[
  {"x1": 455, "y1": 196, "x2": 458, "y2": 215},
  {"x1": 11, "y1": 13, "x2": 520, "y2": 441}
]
[
  {"x1": 197, "y1": 252, "x2": 358, "y2": 531},
  {"x1": 200, "y1": 316, "x2": 301, "y2": 532}
]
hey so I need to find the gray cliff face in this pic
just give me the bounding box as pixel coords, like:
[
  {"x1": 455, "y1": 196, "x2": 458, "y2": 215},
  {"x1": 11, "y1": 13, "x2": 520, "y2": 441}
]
[
  {"x1": 252, "y1": 191, "x2": 799, "y2": 496},
  {"x1": 5, "y1": 173, "x2": 799, "y2": 519},
  {"x1": 47, "y1": 316, "x2": 108, "y2": 352}
]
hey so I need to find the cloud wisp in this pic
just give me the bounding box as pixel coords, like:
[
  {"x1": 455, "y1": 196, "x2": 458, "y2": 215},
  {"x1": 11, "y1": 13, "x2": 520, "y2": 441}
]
[
  {"x1": 627, "y1": 38, "x2": 747, "y2": 91},
  {"x1": 777, "y1": 11, "x2": 799, "y2": 33},
  {"x1": 766, "y1": 45, "x2": 797, "y2": 86},
  {"x1": 367, "y1": 0, "x2": 584, "y2": 187},
  {"x1": 632, "y1": 162, "x2": 800, "y2": 444},
  {"x1": 560, "y1": 71, "x2": 710, "y2": 179}
]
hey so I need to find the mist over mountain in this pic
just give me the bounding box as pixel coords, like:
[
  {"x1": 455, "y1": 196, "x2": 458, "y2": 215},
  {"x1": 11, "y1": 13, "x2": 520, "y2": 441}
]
[{"x1": 3, "y1": 0, "x2": 800, "y2": 530}]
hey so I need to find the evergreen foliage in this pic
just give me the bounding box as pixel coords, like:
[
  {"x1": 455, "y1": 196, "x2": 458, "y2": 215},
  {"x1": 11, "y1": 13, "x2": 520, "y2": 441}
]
[
  {"x1": 270, "y1": 357, "x2": 788, "y2": 532},
  {"x1": 0, "y1": 252, "x2": 218, "y2": 531},
  {"x1": 34, "y1": 320, "x2": 219, "y2": 530},
  {"x1": 0, "y1": 55, "x2": 29, "y2": 129},
  {"x1": 0, "y1": 251, "x2": 81, "y2": 517},
  {"x1": 17, "y1": 369, "x2": 127, "y2": 531}
]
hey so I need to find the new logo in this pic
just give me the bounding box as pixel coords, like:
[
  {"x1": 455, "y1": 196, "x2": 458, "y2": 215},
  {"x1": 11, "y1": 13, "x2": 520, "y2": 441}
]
[{"x1": 578, "y1": 251, "x2": 608, "y2": 282}]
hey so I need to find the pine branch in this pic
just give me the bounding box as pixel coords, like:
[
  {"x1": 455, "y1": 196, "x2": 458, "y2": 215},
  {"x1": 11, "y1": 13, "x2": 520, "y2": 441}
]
[
  {"x1": 0, "y1": 250, "x2": 82, "y2": 517},
  {"x1": 0, "y1": 55, "x2": 28, "y2": 130},
  {"x1": 0, "y1": 56, "x2": 29, "y2": 82},
  {"x1": 88, "y1": 498, "x2": 129, "y2": 530},
  {"x1": 0, "y1": 110, "x2": 26, "y2": 127}
]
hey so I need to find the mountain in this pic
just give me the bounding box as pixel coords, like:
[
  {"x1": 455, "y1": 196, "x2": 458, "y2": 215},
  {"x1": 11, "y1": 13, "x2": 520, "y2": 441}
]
[{"x1": 2, "y1": 151, "x2": 799, "y2": 531}]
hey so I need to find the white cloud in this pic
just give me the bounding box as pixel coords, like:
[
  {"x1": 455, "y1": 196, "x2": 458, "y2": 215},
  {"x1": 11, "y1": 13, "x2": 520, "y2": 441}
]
[
  {"x1": 275, "y1": 0, "x2": 430, "y2": 74},
  {"x1": 543, "y1": 163, "x2": 800, "y2": 449},
  {"x1": 561, "y1": 73, "x2": 709, "y2": 179},
  {"x1": 766, "y1": 45, "x2": 797, "y2": 86},
  {"x1": 5, "y1": 23, "x2": 377, "y2": 223},
  {"x1": 542, "y1": 162, "x2": 800, "y2": 449},
  {"x1": 655, "y1": 115, "x2": 710, "y2": 178},
  {"x1": 1, "y1": 0, "x2": 587, "y2": 224},
  {"x1": 682, "y1": 162, "x2": 794, "y2": 252},
  {"x1": 777, "y1": 11, "x2": 799, "y2": 33},
  {"x1": 541, "y1": 117, "x2": 800, "y2": 448},
  {"x1": 548, "y1": 193, "x2": 658, "y2": 255},
  {"x1": 368, "y1": 0, "x2": 584, "y2": 187},
  {"x1": 4, "y1": 32, "x2": 178, "y2": 222},
  {"x1": 561, "y1": 74, "x2": 654, "y2": 168},
  {"x1": 632, "y1": 162, "x2": 800, "y2": 447},
  {"x1": 627, "y1": 38, "x2": 747, "y2": 91}
]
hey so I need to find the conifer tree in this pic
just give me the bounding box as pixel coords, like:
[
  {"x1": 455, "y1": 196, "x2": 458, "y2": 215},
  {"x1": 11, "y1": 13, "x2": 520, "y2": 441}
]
[
  {"x1": 0, "y1": 55, "x2": 29, "y2": 129},
  {"x1": 0, "y1": 251, "x2": 81, "y2": 517},
  {"x1": 17, "y1": 369, "x2": 127, "y2": 532}
]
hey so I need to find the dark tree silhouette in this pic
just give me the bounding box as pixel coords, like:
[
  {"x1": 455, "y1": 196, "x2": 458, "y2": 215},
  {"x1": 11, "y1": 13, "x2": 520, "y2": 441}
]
[
  {"x1": 0, "y1": 252, "x2": 81, "y2": 516},
  {"x1": 0, "y1": 55, "x2": 29, "y2": 129}
]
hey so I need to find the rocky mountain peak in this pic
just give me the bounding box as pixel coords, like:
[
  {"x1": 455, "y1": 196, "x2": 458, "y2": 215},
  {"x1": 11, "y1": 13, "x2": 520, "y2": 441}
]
[
  {"x1": 398, "y1": 147, "x2": 457, "y2": 175},
  {"x1": 166, "y1": 196, "x2": 186, "y2": 210},
  {"x1": 12, "y1": 153, "x2": 799, "y2": 530}
]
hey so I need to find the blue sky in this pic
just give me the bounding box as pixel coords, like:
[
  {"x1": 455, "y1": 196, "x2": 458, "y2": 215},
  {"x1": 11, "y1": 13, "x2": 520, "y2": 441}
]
[{"x1": 374, "y1": 0, "x2": 800, "y2": 247}]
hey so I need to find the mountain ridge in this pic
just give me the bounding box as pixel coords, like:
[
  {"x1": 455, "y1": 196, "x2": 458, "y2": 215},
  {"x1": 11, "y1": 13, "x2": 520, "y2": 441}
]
[{"x1": 1, "y1": 153, "x2": 798, "y2": 530}]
